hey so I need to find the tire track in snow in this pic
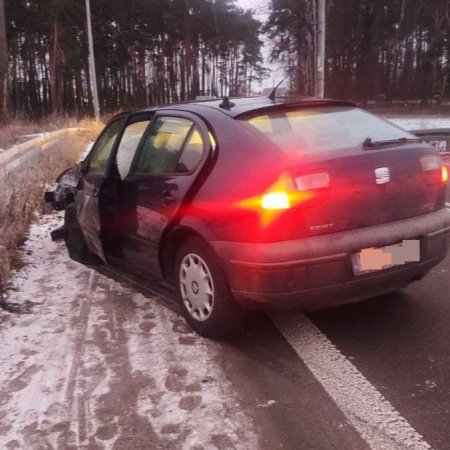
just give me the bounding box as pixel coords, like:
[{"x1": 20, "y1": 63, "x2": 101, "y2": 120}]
[{"x1": 63, "y1": 270, "x2": 98, "y2": 449}]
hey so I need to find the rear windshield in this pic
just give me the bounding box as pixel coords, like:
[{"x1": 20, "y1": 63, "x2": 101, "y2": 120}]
[{"x1": 241, "y1": 106, "x2": 416, "y2": 155}]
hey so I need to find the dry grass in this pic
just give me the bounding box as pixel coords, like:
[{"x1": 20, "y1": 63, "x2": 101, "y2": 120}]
[
  {"x1": 0, "y1": 117, "x2": 99, "y2": 152},
  {"x1": 0, "y1": 121, "x2": 103, "y2": 289}
]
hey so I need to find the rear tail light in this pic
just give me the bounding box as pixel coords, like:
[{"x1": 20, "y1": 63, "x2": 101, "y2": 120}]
[
  {"x1": 236, "y1": 172, "x2": 328, "y2": 228},
  {"x1": 442, "y1": 166, "x2": 448, "y2": 183},
  {"x1": 420, "y1": 155, "x2": 447, "y2": 185},
  {"x1": 260, "y1": 172, "x2": 330, "y2": 210},
  {"x1": 261, "y1": 192, "x2": 291, "y2": 210},
  {"x1": 421, "y1": 155, "x2": 440, "y2": 171}
]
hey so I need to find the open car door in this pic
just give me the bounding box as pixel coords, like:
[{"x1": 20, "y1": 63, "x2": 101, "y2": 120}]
[
  {"x1": 118, "y1": 111, "x2": 213, "y2": 275},
  {"x1": 77, "y1": 116, "x2": 127, "y2": 261}
]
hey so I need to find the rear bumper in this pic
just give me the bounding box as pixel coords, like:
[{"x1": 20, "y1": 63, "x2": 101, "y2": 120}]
[{"x1": 211, "y1": 209, "x2": 450, "y2": 310}]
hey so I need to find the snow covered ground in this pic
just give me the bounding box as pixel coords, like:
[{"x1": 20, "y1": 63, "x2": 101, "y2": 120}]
[
  {"x1": 0, "y1": 213, "x2": 258, "y2": 450},
  {"x1": 384, "y1": 117, "x2": 450, "y2": 130}
]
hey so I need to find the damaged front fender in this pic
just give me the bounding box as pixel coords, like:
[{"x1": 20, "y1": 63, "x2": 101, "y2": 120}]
[{"x1": 45, "y1": 164, "x2": 81, "y2": 210}]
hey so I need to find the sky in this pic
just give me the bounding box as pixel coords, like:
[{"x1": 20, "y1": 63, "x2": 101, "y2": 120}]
[
  {"x1": 236, "y1": 0, "x2": 270, "y2": 15},
  {"x1": 235, "y1": 0, "x2": 284, "y2": 90}
]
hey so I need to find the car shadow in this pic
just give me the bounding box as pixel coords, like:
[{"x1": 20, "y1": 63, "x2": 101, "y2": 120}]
[
  {"x1": 92, "y1": 263, "x2": 180, "y2": 314},
  {"x1": 305, "y1": 289, "x2": 422, "y2": 346},
  {"x1": 88, "y1": 259, "x2": 422, "y2": 356}
]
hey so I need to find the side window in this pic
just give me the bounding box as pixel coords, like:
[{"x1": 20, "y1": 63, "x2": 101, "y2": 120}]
[
  {"x1": 176, "y1": 127, "x2": 204, "y2": 173},
  {"x1": 116, "y1": 118, "x2": 151, "y2": 179},
  {"x1": 134, "y1": 117, "x2": 193, "y2": 174},
  {"x1": 87, "y1": 118, "x2": 126, "y2": 176}
]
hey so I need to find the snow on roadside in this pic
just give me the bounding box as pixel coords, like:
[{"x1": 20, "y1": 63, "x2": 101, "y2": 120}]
[
  {"x1": 0, "y1": 212, "x2": 258, "y2": 450},
  {"x1": 385, "y1": 117, "x2": 450, "y2": 131}
]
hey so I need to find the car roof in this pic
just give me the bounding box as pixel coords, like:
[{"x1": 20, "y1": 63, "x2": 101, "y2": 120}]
[{"x1": 141, "y1": 96, "x2": 357, "y2": 119}]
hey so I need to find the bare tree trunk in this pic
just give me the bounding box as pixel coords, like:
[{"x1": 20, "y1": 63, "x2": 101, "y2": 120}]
[
  {"x1": 50, "y1": 21, "x2": 61, "y2": 114},
  {"x1": 0, "y1": 0, "x2": 8, "y2": 122}
]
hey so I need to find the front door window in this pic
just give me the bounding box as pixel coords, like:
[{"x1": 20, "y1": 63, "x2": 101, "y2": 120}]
[
  {"x1": 116, "y1": 117, "x2": 152, "y2": 179},
  {"x1": 86, "y1": 118, "x2": 126, "y2": 176}
]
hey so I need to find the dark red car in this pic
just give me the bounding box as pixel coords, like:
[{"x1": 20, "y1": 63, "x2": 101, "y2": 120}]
[{"x1": 46, "y1": 97, "x2": 450, "y2": 337}]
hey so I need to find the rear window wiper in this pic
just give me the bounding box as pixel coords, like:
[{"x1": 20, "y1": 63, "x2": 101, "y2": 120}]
[{"x1": 362, "y1": 137, "x2": 422, "y2": 149}]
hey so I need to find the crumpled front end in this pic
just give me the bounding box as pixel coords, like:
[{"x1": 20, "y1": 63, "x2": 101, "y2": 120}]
[{"x1": 45, "y1": 164, "x2": 80, "y2": 210}]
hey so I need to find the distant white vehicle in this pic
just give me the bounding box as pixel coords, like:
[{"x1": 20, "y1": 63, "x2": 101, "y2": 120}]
[{"x1": 408, "y1": 129, "x2": 449, "y2": 155}]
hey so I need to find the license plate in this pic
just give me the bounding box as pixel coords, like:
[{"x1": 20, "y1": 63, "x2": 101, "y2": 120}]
[{"x1": 351, "y1": 240, "x2": 420, "y2": 276}]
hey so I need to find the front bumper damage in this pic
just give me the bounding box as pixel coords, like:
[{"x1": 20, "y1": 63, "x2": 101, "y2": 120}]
[{"x1": 44, "y1": 164, "x2": 80, "y2": 241}]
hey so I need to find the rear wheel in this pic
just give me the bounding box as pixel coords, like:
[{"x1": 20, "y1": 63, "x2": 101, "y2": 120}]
[
  {"x1": 175, "y1": 237, "x2": 244, "y2": 338},
  {"x1": 64, "y1": 204, "x2": 100, "y2": 265}
]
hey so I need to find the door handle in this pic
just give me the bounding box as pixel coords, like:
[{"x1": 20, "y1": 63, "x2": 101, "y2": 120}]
[{"x1": 162, "y1": 191, "x2": 176, "y2": 206}]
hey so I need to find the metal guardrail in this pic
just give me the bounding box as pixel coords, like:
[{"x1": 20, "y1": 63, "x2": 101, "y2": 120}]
[{"x1": 0, "y1": 128, "x2": 84, "y2": 178}]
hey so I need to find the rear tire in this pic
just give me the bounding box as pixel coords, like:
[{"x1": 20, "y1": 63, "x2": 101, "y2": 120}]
[
  {"x1": 175, "y1": 236, "x2": 244, "y2": 338},
  {"x1": 64, "y1": 204, "x2": 100, "y2": 265}
]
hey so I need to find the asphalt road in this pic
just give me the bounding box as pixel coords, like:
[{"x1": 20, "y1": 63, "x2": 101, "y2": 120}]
[
  {"x1": 1, "y1": 210, "x2": 450, "y2": 449},
  {"x1": 211, "y1": 252, "x2": 450, "y2": 449}
]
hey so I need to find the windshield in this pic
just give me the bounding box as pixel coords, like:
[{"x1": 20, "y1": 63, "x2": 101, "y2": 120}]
[{"x1": 241, "y1": 107, "x2": 418, "y2": 156}]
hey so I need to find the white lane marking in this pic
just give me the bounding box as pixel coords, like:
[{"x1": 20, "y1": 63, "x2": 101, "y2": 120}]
[{"x1": 271, "y1": 311, "x2": 431, "y2": 450}]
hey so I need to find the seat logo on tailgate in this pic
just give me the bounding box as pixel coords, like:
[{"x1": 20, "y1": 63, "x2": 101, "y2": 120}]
[{"x1": 374, "y1": 167, "x2": 390, "y2": 184}]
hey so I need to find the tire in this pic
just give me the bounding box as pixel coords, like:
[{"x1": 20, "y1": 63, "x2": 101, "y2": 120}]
[
  {"x1": 64, "y1": 204, "x2": 100, "y2": 265},
  {"x1": 175, "y1": 236, "x2": 244, "y2": 338}
]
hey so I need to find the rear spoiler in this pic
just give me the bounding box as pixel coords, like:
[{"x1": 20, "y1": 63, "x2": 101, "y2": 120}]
[{"x1": 412, "y1": 129, "x2": 450, "y2": 155}]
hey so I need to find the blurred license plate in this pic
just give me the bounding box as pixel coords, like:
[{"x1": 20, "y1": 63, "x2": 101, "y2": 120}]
[{"x1": 351, "y1": 240, "x2": 420, "y2": 276}]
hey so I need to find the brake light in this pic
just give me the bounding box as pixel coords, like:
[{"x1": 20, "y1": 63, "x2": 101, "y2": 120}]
[
  {"x1": 261, "y1": 192, "x2": 291, "y2": 210},
  {"x1": 421, "y1": 155, "x2": 448, "y2": 185},
  {"x1": 259, "y1": 172, "x2": 330, "y2": 210},
  {"x1": 442, "y1": 166, "x2": 448, "y2": 183},
  {"x1": 236, "y1": 172, "x2": 325, "y2": 227}
]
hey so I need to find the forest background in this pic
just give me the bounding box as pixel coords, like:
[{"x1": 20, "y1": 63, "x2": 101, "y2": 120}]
[{"x1": 0, "y1": 0, "x2": 449, "y2": 121}]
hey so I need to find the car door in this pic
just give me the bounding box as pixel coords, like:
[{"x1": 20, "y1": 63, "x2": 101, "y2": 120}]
[
  {"x1": 119, "y1": 111, "x2": 212, "y2": 275},
  {"x1": 77, "y1": 116, "x2": 127, "y2": 261},
  {"x1": 102, "y1": 112, "x2": 154, "y2": 257}
]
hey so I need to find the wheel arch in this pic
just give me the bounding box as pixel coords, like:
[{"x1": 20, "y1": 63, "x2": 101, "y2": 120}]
[{"x1": 159, "y1": 217, "x2": 218, "y2": 284}]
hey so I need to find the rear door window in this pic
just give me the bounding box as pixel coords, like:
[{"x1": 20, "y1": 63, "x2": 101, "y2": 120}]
[
  {"x1": 87, "y1": 118, "x2": 126, "y2": 176},
  {"x1": 176, "y1": 127, "x2": 204, "y2": 173},
  {"x1": 133, "y1": 117, "x2": 193, "y2": 174}
]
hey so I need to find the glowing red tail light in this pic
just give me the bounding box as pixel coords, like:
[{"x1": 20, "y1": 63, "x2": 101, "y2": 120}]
[
  {"x1": 260, "y1": 172, "x2": 330, "y2": 210},
  {"x1": 442, "y1": 166, "x2": 448, "y2": 183},
  {"x1": 261, "y1": 192, "x2": 291, "y2": 210},
  {"x1": 421, "y1": 155, "x2": 448, "y2": 185}
]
